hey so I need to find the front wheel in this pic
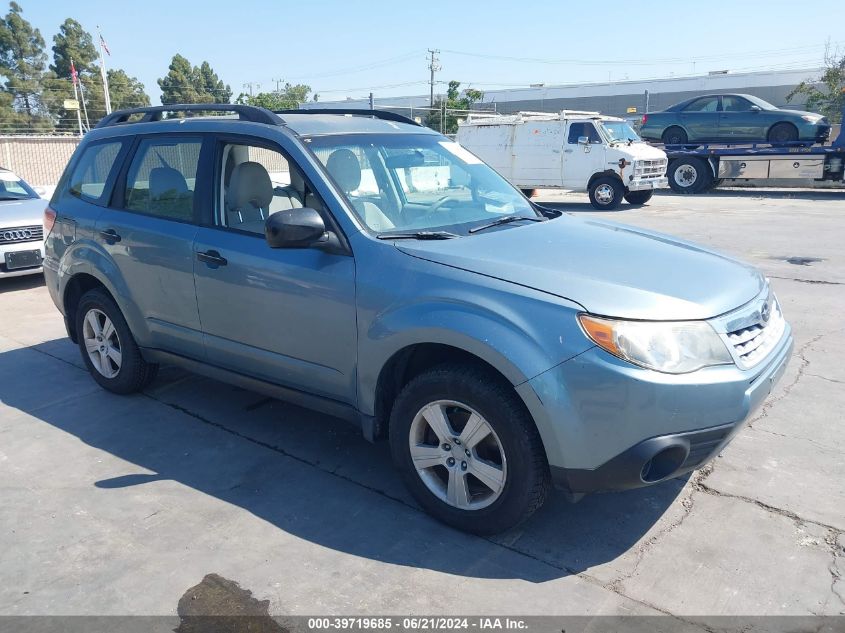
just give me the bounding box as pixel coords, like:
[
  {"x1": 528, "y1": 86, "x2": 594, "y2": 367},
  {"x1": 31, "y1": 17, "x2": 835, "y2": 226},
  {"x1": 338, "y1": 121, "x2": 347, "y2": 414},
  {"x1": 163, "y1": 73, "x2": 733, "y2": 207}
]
[
  {"x1": 76, "y1": 288, "x2": 158, "y2": 394},
  {"x1": 389, "y1": 364, "x2": 549, "y2": 534},
  {"x1": 588, "y1": 177, "x2": 624, "y2": 210},
  {"x1": 624, "y1": 190, "x2": 654, "y2": 205},
  {"x1": 767, "y1": 122, "x2": 798, "y2": 144}
]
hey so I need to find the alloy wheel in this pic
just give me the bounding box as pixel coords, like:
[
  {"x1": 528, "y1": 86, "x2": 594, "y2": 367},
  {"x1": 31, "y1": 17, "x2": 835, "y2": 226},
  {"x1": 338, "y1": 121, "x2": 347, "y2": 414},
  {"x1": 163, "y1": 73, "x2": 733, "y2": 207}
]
[
  {"x1": 408, "y1": 400, "x2": 507, "y2": 510},
  {"x1": 82, "y1": 308, "x2": 122, "y2": 379}
]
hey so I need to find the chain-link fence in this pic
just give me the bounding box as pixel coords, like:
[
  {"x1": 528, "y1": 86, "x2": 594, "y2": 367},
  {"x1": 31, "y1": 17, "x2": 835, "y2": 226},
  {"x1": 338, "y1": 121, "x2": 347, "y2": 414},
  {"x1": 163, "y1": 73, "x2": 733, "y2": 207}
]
[{"x1": 0, "y1": 136, "x2": 81, "y2": 187}]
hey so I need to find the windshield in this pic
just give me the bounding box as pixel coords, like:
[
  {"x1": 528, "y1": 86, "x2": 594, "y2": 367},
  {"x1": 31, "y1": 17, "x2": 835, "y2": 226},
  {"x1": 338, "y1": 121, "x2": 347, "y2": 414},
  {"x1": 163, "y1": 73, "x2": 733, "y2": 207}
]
[
  {"x1": 601, "y1": 121, "x2": 642, "y2": 143},
  {"x1": 0, "y1": 173, "x2": 38, "y2": 201},
  {"x1": 306, "y1": 134, "x2": 537, "y2": 235},
  {"x1": 743, "y1": 94, "x2": 777, "y2": 110}
]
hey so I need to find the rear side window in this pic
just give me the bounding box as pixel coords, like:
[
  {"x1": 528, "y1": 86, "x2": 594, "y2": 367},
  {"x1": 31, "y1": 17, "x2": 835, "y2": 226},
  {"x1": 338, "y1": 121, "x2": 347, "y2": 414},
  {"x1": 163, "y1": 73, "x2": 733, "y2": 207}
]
[
  {"x1": 68, "y1": 141, "x2": 123, "y2": 203},
  {"x1": 124, "y1": 138, "x2": 202, "y2": 222}
]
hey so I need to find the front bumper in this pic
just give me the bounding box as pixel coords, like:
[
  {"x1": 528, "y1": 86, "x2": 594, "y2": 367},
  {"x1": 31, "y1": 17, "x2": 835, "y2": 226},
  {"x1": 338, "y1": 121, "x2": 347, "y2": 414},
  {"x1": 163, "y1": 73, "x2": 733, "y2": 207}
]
[
  {"x1": 518, "y1": 325, "x2": 793, "y2": 494},
  {"x1": 627, "y1": 176, "x2": 668, "y2": 191},
  {"x1": 0, "y1": 240, "x2": 44, "y2": 277}
]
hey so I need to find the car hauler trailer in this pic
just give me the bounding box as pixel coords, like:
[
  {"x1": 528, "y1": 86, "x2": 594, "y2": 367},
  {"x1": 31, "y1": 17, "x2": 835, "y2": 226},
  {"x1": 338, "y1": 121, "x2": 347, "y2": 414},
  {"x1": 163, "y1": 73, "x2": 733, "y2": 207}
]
[{"x1": 663, "y1": 102, "x2": 845, "y2": 194}]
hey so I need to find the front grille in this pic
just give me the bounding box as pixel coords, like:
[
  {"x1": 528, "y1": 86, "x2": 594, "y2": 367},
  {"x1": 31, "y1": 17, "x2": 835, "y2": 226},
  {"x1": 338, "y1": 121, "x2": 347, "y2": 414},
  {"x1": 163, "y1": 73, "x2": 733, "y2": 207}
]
[
  {"x1": 635, "y1": 158, "x2": 667, "y2": 177},
  {"x1": 726, "y1": 298, "x2": 786, "y2": 369},
  {"x1": 681, "y1": 425, "x2": 733, "y2": 469},
  {"x1": 0, "y1": 225, "x2": 43, "y2": 244}
]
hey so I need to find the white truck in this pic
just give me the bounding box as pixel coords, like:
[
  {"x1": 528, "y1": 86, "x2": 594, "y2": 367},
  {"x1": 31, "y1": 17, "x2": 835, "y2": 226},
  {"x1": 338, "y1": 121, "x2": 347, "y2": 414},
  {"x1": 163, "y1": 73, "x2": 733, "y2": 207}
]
[{"x1": 456, "y1": 110, "x2": 669, "y2": 210}]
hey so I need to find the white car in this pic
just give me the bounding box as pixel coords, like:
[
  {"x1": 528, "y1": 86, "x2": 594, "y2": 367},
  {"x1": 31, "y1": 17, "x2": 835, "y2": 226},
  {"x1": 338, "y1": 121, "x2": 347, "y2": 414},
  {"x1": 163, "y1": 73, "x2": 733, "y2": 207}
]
[{"x1": 0, "y1": 169, "x2": 46, "y2": 278}]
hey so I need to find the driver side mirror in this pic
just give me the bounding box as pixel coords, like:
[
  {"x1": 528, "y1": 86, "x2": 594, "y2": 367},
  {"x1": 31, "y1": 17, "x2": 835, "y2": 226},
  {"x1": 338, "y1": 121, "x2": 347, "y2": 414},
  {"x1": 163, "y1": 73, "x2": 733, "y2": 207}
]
[
  {"x1": 577, "y1": 136, "x2": 590, "y2": 145},
  {"x1": 265, "y1": 207, "x2": 327, "y2": 249}
]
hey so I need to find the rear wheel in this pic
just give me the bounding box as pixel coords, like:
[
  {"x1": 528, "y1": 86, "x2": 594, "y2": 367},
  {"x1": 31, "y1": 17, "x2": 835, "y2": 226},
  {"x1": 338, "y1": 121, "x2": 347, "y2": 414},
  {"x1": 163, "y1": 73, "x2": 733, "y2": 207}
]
[
  {"x1": 588, "y1": 176, "x2": 624, "y2": 210},
  {"x1": 76, "y1": 288, "x2": 158, "y2": 394},
  {"x1": 668, "y1": 157, "x2": 712, "y2": 194},
  {"x1": 767, "y1": 122, "x2": 798, "y2": 144},
  {"x1": 662, "y1": 126, "x2": 688, "y2": 145},
  {"x1": 624, "y1": 190, "x2": 654, "y2": 205},
  {"x1": 389, "y1": 364, "x2": 549, "y2": 534}
]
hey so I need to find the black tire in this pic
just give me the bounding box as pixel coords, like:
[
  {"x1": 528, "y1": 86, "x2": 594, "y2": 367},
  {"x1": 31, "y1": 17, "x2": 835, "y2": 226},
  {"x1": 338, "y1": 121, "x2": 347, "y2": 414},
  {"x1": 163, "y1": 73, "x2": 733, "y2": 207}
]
[
  {"x1": 75, "y1": 288, "x2": 158, "y2": 394},
  {"x1": 661, "y1": 126, "x2": 688, "y2": 145},
  {"x1": 767, "y1": 122, "x2": 798, "y2": 144},
  {"x1": 667, "y1": 157, "x2": 712, "y2": 194},
  {"x1": 624, "y1": 190, "x2": 654, "y2": 205},
  {"x1": 588, "y1": 176, "x2": 624, "y2": 210},
  {"x1": 389, "y1": 363, "x2": 550, "y2": 535},
  {"x1": 520, "y1": 188, "x2": 537, "y2": 198}
]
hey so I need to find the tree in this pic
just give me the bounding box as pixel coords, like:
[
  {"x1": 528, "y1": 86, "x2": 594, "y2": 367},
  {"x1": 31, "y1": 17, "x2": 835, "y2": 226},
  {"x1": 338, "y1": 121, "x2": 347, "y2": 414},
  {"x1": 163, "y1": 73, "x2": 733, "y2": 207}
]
[
  {"x1": 425, "y1": 80, "x2": 484, "y2": 134},
  {"x1": 158, "y1": 55, "x2": 231, "y2": 104},
  {"x1": 51, "y1": 18, "x2": 96, "y2": 78},
  {"x1": 106, "y1": 69, "x2": 149, "y2": 110},
  {"x1": 0, "y1": 1, "x2": 49, "y2": 124},
  {"x1": 235, "y1": 82, "x2": 313, "y2": 110},
  {"x1": 787, "y1": 48, "x2": 845, "y2": 123}
]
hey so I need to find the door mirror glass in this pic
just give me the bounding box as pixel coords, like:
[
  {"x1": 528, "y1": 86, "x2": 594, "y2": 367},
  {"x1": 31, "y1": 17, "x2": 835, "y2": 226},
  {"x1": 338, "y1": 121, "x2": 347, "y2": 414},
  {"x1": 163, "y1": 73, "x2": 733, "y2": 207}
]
[
  {"x1": 265, "y1": 207, "x2": 326, "y2": 248},
  {"x1": 749, "y1": 105, "x2": 761, "y2": 112},
  {"x1": 578, "y1": 136, "x2": 590, "y2": 145}
]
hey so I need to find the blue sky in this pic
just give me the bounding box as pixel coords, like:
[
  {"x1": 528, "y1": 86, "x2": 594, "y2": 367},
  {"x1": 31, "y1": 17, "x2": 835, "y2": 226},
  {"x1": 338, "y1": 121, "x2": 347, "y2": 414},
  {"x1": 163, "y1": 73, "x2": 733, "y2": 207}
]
[{"x1": 22, "y1": 0, "x2": 845, "y2": 104}]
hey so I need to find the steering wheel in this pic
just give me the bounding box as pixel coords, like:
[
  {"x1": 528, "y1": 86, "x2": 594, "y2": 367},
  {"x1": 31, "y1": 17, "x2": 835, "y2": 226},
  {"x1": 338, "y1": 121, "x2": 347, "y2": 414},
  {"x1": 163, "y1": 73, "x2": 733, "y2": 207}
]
[{"x1": 427, "y1": 194, "x2": 463, "y2": 215}]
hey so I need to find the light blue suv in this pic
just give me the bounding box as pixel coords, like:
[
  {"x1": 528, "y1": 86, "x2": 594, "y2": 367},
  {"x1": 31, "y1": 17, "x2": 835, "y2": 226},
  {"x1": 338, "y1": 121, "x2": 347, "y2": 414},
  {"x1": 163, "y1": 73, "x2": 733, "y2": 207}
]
[{"x1": 43, "y1": 104, "x2": 793, "y2": 534}]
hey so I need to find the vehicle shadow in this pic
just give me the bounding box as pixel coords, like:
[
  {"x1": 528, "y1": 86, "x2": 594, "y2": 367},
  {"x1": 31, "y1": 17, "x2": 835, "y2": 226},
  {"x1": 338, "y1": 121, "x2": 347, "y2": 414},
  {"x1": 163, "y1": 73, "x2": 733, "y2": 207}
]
[
  {"x1": 0, "y1": 273, "x2": 45, "y2": 293},
  {"x1": 1, "y1": 338, "x2": 687, "y2": 583}
]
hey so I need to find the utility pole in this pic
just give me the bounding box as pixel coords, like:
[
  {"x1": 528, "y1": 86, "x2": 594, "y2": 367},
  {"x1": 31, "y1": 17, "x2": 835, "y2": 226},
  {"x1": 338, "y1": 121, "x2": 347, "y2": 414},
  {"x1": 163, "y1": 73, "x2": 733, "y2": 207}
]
[
  {"x1": 369, "y1": 92, "x2": 374, "y2": 110},
  {"x1": 243, "y1": 82, "x2": 260, "y2": 97},
  {"x1": 272, "y1": 78, "x2": 283, "y2": 92},
  {"x1": 428, "y1": 49, "x2": 440, "y2": 108}
]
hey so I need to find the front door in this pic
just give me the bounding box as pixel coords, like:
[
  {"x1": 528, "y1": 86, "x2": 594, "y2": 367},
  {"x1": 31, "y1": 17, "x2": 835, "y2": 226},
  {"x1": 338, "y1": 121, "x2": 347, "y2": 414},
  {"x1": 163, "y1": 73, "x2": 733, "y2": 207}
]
[
  {"x1": 192, "y1": 138, "x2": 357, "y2": 404},
  {"x1": 678, "y1": 96, "x2": 720, "y2": 141},
  {"x1": 562, "y1": 121, "x2": 606, "y2": 189},
  {"x1": 94, "y1": 135, "x2": 207, "y2": 358}
]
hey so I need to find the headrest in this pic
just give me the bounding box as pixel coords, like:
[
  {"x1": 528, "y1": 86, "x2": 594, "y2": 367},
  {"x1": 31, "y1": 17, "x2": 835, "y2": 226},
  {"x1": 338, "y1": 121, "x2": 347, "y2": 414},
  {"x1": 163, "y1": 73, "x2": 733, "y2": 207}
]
[
  {"x1": 325, "y1": 149, "x2": 361, "y2": 193},
  {"x1": 228, "y1": 161, "x2": 273, "y2": 210},
  {"x1": 149, "y1": 167, "x2": 188, "y2": 198}
]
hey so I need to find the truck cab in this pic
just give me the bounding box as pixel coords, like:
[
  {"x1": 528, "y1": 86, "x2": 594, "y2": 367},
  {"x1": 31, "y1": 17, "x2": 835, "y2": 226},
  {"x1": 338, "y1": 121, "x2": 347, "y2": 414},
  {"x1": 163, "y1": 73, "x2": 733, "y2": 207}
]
[{"x1": 457, "y1": 111, "x2": 668, "y2": 209}]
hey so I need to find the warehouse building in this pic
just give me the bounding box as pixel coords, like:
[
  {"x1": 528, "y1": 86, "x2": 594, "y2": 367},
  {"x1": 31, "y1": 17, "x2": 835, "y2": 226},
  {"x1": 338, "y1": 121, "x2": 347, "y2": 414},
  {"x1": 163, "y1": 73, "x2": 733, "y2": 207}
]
[{"x1": 304, "y1": 68, "x2": 824, "y2": 118}]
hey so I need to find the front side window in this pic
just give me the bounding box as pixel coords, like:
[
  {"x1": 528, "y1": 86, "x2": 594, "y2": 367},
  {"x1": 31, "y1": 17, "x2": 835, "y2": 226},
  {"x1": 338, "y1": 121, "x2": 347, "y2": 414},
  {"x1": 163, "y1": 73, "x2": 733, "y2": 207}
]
[
  {"x1": 68, "y1": 141, "x2": 123, "y2": 203},
  {"x1": 683, "y1": 97, "x2": 719, "y2": 113},
  {"x1": 307, "y1": 134, "x2": 537, "y2": 235},
  {"x1": 124, "y1": 138, "x2": 201, "y2": 222},
  {"x1": 567, "y1": 122, "x2": 602, "y2": 144},
  {"x1": 219, "y1": 142, "x2": 320, "y2": 235},
  {"x1": 722, "y1": 96, "x2": 753, "y2": 112}
]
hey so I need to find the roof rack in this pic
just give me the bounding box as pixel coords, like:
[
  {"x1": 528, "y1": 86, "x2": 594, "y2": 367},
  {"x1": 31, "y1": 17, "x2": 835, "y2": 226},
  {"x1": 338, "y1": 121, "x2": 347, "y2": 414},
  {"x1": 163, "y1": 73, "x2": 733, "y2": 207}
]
[
  {"x1": 95, "y1": 104, "x2": 284, "y2": 128},
  {"x1": 274, "y1": 108, "x2": 423, "y2": 127}
]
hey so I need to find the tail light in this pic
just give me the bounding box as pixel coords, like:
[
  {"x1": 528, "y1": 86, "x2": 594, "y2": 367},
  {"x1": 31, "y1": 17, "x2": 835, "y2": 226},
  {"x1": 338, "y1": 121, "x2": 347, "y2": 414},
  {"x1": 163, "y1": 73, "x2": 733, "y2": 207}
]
[
  {"x1": 43, "y1": 206, "x2": 57, "y2": 235},
  {"x1": 641, "y1": 114, "x2": 648, "y2": 125}
]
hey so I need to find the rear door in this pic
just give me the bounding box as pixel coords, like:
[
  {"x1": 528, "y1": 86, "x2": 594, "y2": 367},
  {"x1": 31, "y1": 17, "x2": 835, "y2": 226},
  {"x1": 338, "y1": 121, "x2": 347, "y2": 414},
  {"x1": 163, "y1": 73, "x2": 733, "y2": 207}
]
[
  {"x1": 94, "y1": 135, "x2": 210, "y2": 358},
  {"x1": 678, "y1": 96, "x2": 720, "y2": 141}
]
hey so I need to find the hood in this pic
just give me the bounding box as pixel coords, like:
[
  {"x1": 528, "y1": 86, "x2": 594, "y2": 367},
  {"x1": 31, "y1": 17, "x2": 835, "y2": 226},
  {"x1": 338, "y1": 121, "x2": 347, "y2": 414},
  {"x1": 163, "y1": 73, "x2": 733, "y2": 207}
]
[
  {"x1": 775, "y1": 108, "x2": 826, "y2": 120},
  {"x1": 609, "y1": 142, "x2": 666, "y2": 160},
  {"x1": 0, "y1": 198, "x2": 46, "y2": 227},
  {"x1": 396, "y1": 215, "x2": 765, "y2": 321}
]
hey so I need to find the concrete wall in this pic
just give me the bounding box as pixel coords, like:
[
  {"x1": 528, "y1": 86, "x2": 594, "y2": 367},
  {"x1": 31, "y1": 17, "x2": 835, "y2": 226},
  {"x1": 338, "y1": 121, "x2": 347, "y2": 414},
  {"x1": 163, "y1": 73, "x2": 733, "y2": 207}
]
[{"x1": 0, "y1": 136, "x2": 80, "y2": 187}]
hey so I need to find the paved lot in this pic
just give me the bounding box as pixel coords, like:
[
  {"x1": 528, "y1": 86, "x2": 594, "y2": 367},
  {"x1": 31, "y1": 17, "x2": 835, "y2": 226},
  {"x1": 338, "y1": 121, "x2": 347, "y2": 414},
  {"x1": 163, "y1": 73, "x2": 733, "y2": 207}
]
[{"x1": 0, "y1": 188, "x2": 843, "y2": 621}]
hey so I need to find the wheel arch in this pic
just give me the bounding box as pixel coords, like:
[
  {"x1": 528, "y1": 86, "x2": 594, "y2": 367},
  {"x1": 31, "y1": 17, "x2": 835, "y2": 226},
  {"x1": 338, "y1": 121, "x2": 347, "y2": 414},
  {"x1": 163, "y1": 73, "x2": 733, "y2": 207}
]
[{"x1": 587, "y1": 169, "x2": 623, "y2": 190}]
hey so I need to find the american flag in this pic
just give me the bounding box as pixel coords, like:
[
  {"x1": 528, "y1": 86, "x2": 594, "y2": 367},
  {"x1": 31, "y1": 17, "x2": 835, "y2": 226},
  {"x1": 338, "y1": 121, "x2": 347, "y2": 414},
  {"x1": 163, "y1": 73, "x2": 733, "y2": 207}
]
[
  {"x1": 70, "y1": 59, "x2": 78, "y2": 85},
  {"x1": 100, "y1": 33, "x2": 110, "y2": 56}
]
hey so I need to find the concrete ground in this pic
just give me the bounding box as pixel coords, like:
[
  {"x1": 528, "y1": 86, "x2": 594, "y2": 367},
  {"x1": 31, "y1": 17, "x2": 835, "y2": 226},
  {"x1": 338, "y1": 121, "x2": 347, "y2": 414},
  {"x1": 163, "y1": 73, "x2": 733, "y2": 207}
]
[{"x1": 0, "y1": 188, "x2": 843, "y2": 622}]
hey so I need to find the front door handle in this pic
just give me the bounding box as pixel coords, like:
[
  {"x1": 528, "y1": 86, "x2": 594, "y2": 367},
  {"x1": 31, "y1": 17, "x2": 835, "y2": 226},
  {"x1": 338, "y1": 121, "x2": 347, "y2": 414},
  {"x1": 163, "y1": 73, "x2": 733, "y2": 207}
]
[
  {"x1": 99, "y1": 228, "x2": 121, "y2": 243},
  {"x1": 196, "y1": 249, "x2": 228, "y2": 267}
]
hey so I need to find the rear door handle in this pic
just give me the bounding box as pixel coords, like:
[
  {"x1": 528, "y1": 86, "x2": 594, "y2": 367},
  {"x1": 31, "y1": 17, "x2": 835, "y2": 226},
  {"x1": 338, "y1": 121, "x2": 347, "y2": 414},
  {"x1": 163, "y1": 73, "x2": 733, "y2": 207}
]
[
  {"x1": 196, "y1": 249, "x2": 227, "y2": 267},
  {"x1": 99, "y1": 228, "x2": 121, "y2": 243}
]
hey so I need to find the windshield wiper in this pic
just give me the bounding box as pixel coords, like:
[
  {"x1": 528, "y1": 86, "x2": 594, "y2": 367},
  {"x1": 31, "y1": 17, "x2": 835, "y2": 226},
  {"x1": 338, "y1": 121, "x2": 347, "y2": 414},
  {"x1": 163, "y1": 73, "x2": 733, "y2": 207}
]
[
  {"x1": 468, "y1": 215, "x2": 545, "y2": 234},
  {"x1": 377, "y1": 230, "x2": 459, "y2": 240}
]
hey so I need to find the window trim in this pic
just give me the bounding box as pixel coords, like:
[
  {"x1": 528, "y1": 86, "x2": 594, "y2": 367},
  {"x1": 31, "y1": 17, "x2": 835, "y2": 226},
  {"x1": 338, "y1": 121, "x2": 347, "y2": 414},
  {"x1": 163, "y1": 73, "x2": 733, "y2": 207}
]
[
  {"x1": 108, "y1": 132, "x2": 212, "y2": 226},
  {"x1": 208, "y1": 133, "x2": 351, "y2": 254},
  {"x1": 65, "y1": 138, "x2": 131, "y2": 207}
]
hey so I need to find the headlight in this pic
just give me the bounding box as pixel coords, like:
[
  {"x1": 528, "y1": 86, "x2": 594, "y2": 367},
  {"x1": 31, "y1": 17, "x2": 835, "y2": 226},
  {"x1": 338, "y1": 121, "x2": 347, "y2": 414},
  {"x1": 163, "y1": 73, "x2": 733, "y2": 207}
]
[
  {"x1": 578, "y1": 314, "x2": 733, "y2": 374},
  {"x1": 801, "y1": 114, "x2": 823, "y2": 123}
]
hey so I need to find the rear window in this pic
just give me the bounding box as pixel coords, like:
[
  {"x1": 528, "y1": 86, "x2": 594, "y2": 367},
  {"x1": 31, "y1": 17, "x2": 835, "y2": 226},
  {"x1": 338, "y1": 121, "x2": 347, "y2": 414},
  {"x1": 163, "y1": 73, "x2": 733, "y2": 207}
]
[{"x1": 68, "y1": 141, "x2": 124, "y2": 203}]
